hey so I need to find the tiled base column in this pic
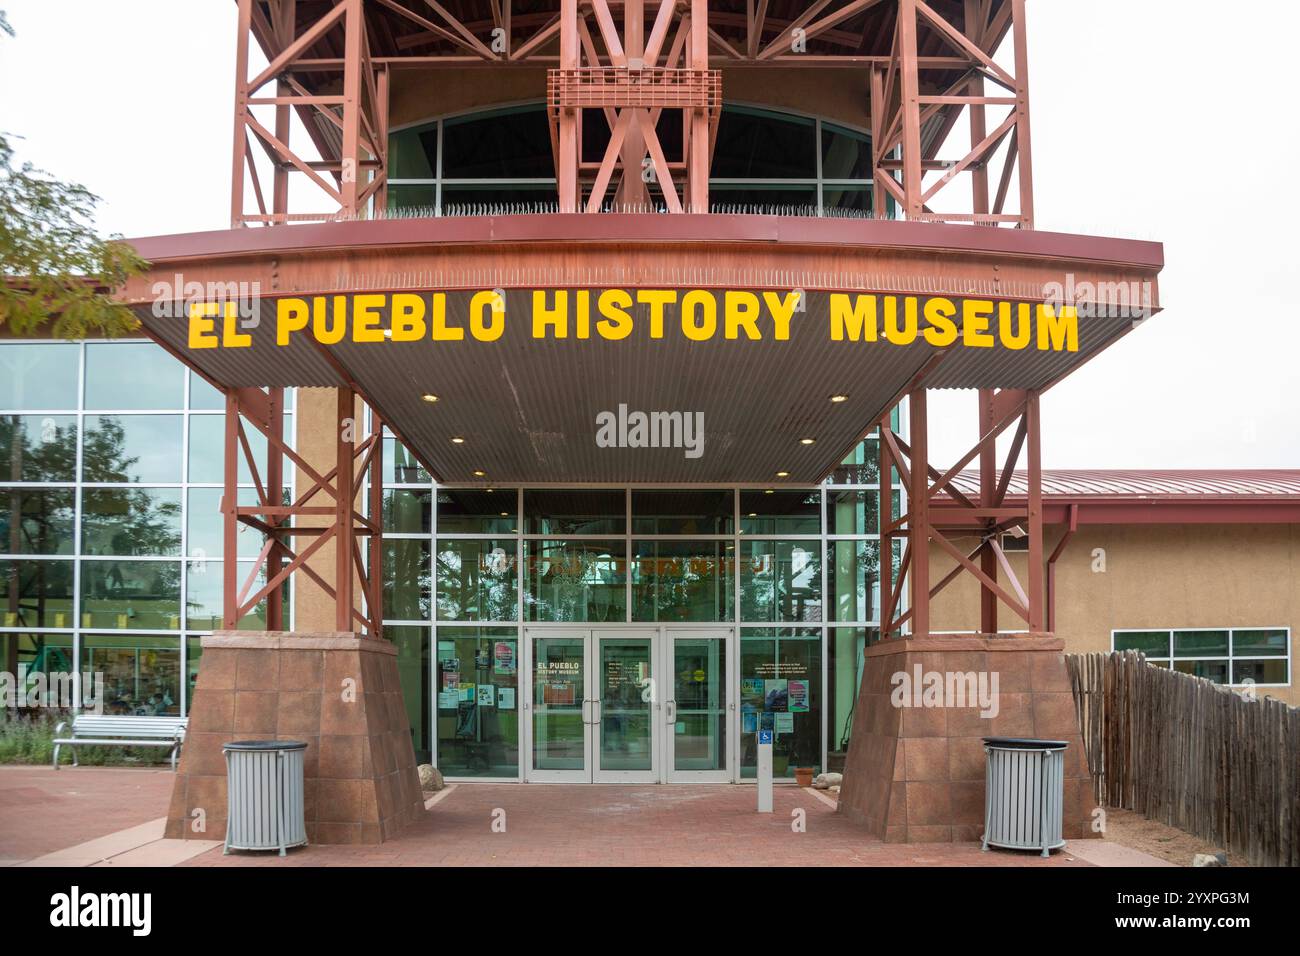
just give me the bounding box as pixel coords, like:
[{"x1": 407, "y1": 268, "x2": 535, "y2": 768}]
[
  {"x1": 836, "y1": 636, "x2": 1097, "y2": 844},
  {"x1": 165, "y1": 632, "x2": 425, "y2": 846}
]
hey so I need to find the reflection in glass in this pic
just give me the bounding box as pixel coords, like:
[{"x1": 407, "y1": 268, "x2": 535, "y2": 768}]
[
  {"x1": 187, "y1": 414, "x2": 265, "y2": 484},
  {"x1": 185, "y1": 561, "x2": 286, "y2": 631},
  {"x1": 525, "y1": 540, "x2": 626, "y2": 622},
  {"x1": 827, "y1": 539, "x2": 880, "y2": 623},
  {"x1": 1, "y1": 633, "x2": 76, "y2": 705},
  {"x1": 1231, "y1": 629, "x2": 1288, "y2": 656},
  {"x1": 436, "y1": 627, "x2": 518, "y2": 775},
  {"x1": 599, "y1": 637, "x2": 653, "y2": 771},
  {"x1": 436, "y1": 488, "x2": 515, "y2": 533},
  {"x1": 382, "y1": 434, "x2": 430, "y2": 484},
  {"x1": 739, "y1": 628, "x2": 821, "y2": 778},
  {"x1": 390, "y1": 625, "x2": 431, "y2": 763},
  {"x1": 384, "y1": 539, "x2": 431, "y2": 621},
  {"x1": 739, "y1": 490, "x2": 820, "y2": 535},
  {"x1": 631, "y1": 489, "x2": 733, "y2": 534},
  {"x1": 0, "y1": 488, "x2": 75, "y2": 554},
  {"x1": 81, "y1": 488, "x2": 181, "y2": 556},
  {"x1": 436, "y1": 539, "x2": 516, "y2": 621},
  {"x1": 80, "y1": 559, "x2": 181, "y2": 629},
  {"x1": 0, "y1": 415, "x2": 78, "y2": 482},
  {"x1": 739, "y1": 540, "x2": 821, "y2": 623},
  {"x1": 825, "y1": 489, "x2": 879, "y2": 535},
  {"x1": 83, "y1": 415, "x2": 183, "y2": 484},
  {"x1": 829, "y1": 626, "x2": 876, "y2": 752},
  {"x1": 82, "y1": 635, "x2": 181, "y2": 716},
  {"x1": 532, "y1": 636, "x2": 586, "y2": 771},
  {"x1": 671, "y1": 637, "x2": 727, "y2": 772},
  {"x1": 1113, "y1": 631, "x2": 1170, "y2": 656},
  {"x1": 186, "y1": 487, "x2": 265, "y2": 560},
  {"x1": 1173, "y1": 630, "x2": 1229, "y2": 658},
  {"x1": 0, "y1": 559, "x2": 75, "y2": 629},
  {"x1": 1232, "y1": 658, "x2": 1287, "y2": 685},
  {"x1": 383, "y1": 487, "x2": 432, "y2": 534},
  {"x1": 524, "y1": 489, "x2": 625, "y2": 535},
  {"x1": 631, "y1": 540, "x2": 732, "y2": 622}
]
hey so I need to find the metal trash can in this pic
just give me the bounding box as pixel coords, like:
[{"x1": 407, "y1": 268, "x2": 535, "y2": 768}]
[
  {"x1": 223, "y1": 740, "x2": 308, "y2": 856},
  {"x1": 981, "y1": 737, "x2": 1067, "y2": 857}
]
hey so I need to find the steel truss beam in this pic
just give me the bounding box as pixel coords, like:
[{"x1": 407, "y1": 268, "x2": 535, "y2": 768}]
[
  {"x1": 233, "y1": 0, "x2": 390, "y2": 226},
  {"x1": 870, "y1": 0, "x2": 1033, "y2": 227},
  {"x1": 549, "y1": 0, "x2": 718, "y2": 212},
  {"x1": 879, "y1": 386, "x2": 1047, "y2": 639},
  {"x1": 221, "y1": 386, "x2": 384, "y2": 637}
]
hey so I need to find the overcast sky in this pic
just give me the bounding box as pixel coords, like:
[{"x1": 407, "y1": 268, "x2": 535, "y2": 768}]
[{"x1": 1, "y1": 1, "x2": 1296, "y2": 470}]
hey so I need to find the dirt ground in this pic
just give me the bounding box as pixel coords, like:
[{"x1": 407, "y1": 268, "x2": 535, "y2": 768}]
[{"x1": 1099, "y1": 808, "x2": 1234, "y2": 867}]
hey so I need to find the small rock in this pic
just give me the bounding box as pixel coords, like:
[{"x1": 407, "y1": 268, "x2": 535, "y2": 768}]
[
  {"x1": 1192, "y1": 853, "x2": 1225, "y2": 867},
  {"x1": 418, "y1": 764, "x2": 444, "y2": 791},
  {"x1": 812, "y1": 772, "x2": 843, "y2": 790}
]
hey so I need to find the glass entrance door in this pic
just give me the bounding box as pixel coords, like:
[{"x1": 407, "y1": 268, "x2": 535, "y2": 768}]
[
  {"x1": 663, "y1": 629, "x2": 732, "y2": 782},
  {"x1": 526, "y1": 628, "x2": 658, "y2": 782}
]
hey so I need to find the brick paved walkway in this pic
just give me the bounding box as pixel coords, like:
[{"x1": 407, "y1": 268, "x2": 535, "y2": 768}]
[
  {"x1": 184, "y1": 783, "x2": 1088, "y2": 867},
  {"x1": 0, "y1": 765, "x2": 174, "y2": 864}
]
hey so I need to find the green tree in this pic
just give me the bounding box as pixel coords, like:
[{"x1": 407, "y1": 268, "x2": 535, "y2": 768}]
[{"x1": 0, "y1": 15, "x2": 145, "y2": 337}]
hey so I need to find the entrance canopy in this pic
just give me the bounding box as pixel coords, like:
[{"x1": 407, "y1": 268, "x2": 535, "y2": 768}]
[{"x1": 125, "y1": 214, "x2": 1163, "y2": 484}]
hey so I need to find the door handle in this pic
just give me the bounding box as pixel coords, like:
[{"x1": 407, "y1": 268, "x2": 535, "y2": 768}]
[
  {"x1": 591, "y1": 699, "x2": 601, "y2": 725},
  {"x1": 665, "y1": 700, "x2": 676, "y2": 724},
  {"x1": 581, "y1": 698, "x2": 591, "y2": 724}
]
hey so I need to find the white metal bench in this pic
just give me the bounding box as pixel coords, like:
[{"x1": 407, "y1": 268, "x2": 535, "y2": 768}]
[{"x1": 52, "y1": 715, "x2": 188, "y2": 771}]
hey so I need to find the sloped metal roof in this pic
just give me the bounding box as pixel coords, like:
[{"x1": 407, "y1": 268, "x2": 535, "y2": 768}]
[{"x1": 950, "y1": 470, "x2": 1300, "y2": 501}]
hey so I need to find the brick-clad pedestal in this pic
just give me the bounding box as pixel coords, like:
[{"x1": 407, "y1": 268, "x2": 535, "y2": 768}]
[
  {"x1": 837, "y1": 636, "x2": 1097, "y2": 844},
  {"x1": 165, "y1": 632, "x2": 425, "y2": 845}
]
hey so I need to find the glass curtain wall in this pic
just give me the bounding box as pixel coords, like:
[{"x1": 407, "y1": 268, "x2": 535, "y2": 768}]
[
  {"x1": 381, "y1": 418, "x2": 892, "y2": 780},
  {"x1": 0, "y1": 340, "x2": 292, "y2": 718}
]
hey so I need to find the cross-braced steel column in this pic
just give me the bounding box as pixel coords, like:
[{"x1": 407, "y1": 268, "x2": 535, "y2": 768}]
[
  {"x1": 220, "y1": 387, "x2": 384, "y2": 637},
  {"x1": 870, "y1": 0, "x2": 1034, "y2": 227},
  {"x1": 880, "y1": 386, "x2": 1047, "y2": 639}
]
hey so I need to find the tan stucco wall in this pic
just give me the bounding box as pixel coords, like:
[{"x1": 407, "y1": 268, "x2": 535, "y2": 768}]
[
  {"x1": 927, "y1": 523, "x2": 1300, "y2": 706},
  {"x1": 388, "y1": 67, "x2": 869, "y2": 131}
]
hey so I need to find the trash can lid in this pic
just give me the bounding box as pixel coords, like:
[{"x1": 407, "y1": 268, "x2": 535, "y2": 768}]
[
  {"x1": 223, "y1": 739, "x2": 309, "y2": 752},
  {"x1": 982, "y1": 737, "x2": 1068, "y2": 750}
]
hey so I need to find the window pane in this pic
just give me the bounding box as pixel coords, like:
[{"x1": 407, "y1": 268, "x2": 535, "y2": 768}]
[
  {"x1": 820, "y1": 123, "x2": 871, "y2": 179},
  {"x1": 390, "y1": 625, "x2": 432, "y2": 763},
  {"x1": 436, "y1": 539, "x2": 515, "y2": 622},
  {"x1": 82, "y1": 488, "x2": 182, "y2": 557},
  {"x1": 441, "y1": 106, "x2": 553, "y2": 178},
  {"x1": 83, "y1": 415, "x2": 183, "y2": 483},
  {"x1": 1114, "y1": 630, "x2": 1170, "y2": 656},
  {"x1": 0, "y1": 558, "x2": 75, "y2": 628},
  {"x1": 739, "y1": 540, "x2": 822, "y2": 623},
  {"x1": 384, "y1": 539, "x2": 432, "y2": 621},
  {"x1": 184, "y1": 560, "x2": 287, "y2": 631},
  {"x1": 0, "y1": 414, "x2": 78, "y2": 482},
  {"x1": 0, "y1": 488, "x2": 75, "y2": 554},
  {"x1": 1232, "y1": 658, "x2": 1287, "y2": 685},
  {"x1": 437, "y1": 488, "x2": 515, "y2": 534},
  {"x1": 80, "y1": 559, "x2": 181, "y2": 630},
  {"x1": 739, "y1": 628, "x2": 821, "y2": 778},
  {"x1": 82, "y1": 635, "x2": 181, "y2": 716},
  {"x1": 387, "y1": 183, "x2": 437, "y2": 213},
  {"x1": 436, "y1": 626, "x2": 520, "y2": 776},
  {"x1": 440, "y1": 183, "x2": 557, "y2": 212},
  {"x1": 740, "y1": 490, "x2": 819, "y2": 535},
  {"x1": 1231, "y1": 628, "x2": 1288, "y2": 656},
  {"x1": 383, "y1": 434, "x2": 430, "y2": 484},
  {"x1": 0, "y1": 343, "x2": 79, "y2": 410},
  {"x1": 709, "y1": 183, "x2": 817, "y2": 210},
  {"x1": 186, "y1": 487, "x2": 265, "y2": 560},
  {"x1": 187, "y1": 414, "x2": 266, "y2": 484},
  {"x1": 712, "y1": 107, "x2": 816, "y2": 179},
  {"x1": 821, "y1": 184, "x2": 872, "y2": 214},
  {"x1": 524, "y1": 489, "x2": 625, "y2": 535},
  {"x1": 524, "y1": 539, "x2": 626, "y2": 622},
  {"x1": 826, "y1": 438, "x2": 879, "y2": 485},
  {"x1": 1173, "y1": 630, "x2": 1229, "y2": 658},
  {"x1": 1, "y1": 633, "x2": 76, "y2": 705},
  {"x1": 390, "y1": 124, "x2": 438, "y2": 179},
  {"x1": 85, "y1": 343, "x2": 183, "y2": 410},
  {"x1": 829, "y1": 626, "x2": 876, "y2": 753},
  {"x1": 1172, "y1": 659, "x2": 1228, "y2": 683},
  {"x1": 384, "y1": 487, "x2": 432, "y2": 534},
  {"x1": 631, "y1": 489, "x2": 733, "y2": 534},
  {"x1": 188, "y1": 372, "x2": 225, "y2": 410},
  {"x1": 827, "y1": 540, "x2": 880, "y2": 623},
  {"x1": 825, "y1": 489, "x2": 878, "y2": 535},
  {"x1": 185, "y1": 637, "x2": 202, "y2": 711},
  {"x1": 631, "y1": 540, "x2": 733, "y2": 622}
]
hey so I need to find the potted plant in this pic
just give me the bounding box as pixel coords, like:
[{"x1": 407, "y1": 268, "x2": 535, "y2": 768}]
[{"x1": 788, "y1": 739, "x2": 815, "y2": 787}]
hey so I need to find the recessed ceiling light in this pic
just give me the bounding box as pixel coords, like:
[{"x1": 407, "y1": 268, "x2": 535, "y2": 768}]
[
  {"x1": 830, "y1": 394, "x2": 848, "y2": 403},
  {"x1": 451, "y1": 436, "x2": 465, "y2": 444},
  {"x1": 485, "y1": 488, "x2": 494, "y2": 493},
  {"x1": 776, "y1": 470, "x2": 789, "y2": 478},
  {"x1": 420, "y1": 393, "x2": 439, "y2": 403},
  {"x1": 799, "y1": 437, "x2": 816, "y2": 445},
  {"x1": 500, "y1": 512, "x2": 509, "y2": 517},
  {"x1": 473, "y1": 470, "x2": 486, "y2": 477},
  {"x1": 764, "y1": 489, "x2": 774, "y2": 494},
  {"x1": 747, "y1": 512, "x2": 757, "y2": 517}
]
